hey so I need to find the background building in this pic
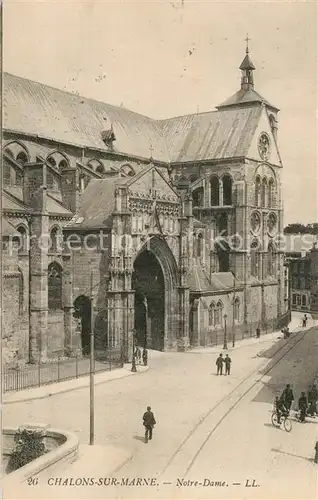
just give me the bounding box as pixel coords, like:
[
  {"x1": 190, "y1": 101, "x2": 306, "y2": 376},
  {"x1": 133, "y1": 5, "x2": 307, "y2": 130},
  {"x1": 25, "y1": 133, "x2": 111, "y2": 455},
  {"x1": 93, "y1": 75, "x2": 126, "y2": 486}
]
[{"x1": 2, "y1": 46, "x2": 290, "y2": 364}]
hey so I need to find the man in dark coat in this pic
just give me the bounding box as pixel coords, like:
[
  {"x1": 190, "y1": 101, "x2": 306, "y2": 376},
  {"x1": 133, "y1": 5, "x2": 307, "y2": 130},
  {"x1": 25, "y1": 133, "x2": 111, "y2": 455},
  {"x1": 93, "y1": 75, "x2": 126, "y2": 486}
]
[
  {"x1": 216, "y1": 354, "x2": 224, "y2": 375},
  {"x1": 143, "y1": 406, "x2": 156, "y2": 443},
  {"x1": 298, "y1": 392, "x2": 308, "y2": 422},
  {"x1": 308, "y1": 385, "x2": 318, "y2": 416},
  {"x1": 224, "y1": 354, "x2": 232, "y2": 375},
  {"x1": 281, "y1": 384, "x2": 294, "y2": 413}
]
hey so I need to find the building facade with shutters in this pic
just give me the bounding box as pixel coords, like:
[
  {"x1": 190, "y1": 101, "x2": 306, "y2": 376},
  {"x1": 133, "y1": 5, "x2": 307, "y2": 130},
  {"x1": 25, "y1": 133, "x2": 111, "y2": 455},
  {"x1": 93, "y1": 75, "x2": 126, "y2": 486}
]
[{"x1": 2, "y1": 46, "x2": 290, "y2": 364}]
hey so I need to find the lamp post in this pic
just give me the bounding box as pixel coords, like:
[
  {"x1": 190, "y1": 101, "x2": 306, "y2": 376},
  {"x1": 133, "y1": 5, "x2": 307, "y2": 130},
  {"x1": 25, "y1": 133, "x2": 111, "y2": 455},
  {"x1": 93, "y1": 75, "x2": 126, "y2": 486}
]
[
  {"x1": 223, "y1": 313, "x2": 228, "y2": 350},
  {"x1": 89, "y1": 266, "x2": 95, "y2": 446},
  {"x1": 131, "y1": 329, "x2": 137, "y2": 372},
  {"x1": 232, "y1": 272, "x2": 236, "y2": 348}
]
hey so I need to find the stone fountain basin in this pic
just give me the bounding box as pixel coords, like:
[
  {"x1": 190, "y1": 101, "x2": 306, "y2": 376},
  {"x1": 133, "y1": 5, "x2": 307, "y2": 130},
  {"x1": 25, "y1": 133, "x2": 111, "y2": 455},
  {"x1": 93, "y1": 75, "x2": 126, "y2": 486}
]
[{"x1": 2, "y1": 425, "x2": 79, "y2": 485}]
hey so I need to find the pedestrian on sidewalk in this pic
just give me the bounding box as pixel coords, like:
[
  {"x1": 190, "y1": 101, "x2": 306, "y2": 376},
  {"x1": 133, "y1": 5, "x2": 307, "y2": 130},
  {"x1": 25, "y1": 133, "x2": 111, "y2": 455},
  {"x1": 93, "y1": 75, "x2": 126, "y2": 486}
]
[
  {"x1": 224, "y1": 354, "x2": 232, "y2": 375},
  {"x1": 216, "y1": 354, "x2": 224, "y2": 375},
  {"x1": 143, "y1": 406, "x2": 156, "y2": 443},
  {"x1": 142, "y1": 348, "x2": 148, "y2": 366},
  {"x1": 298, "y1": 392, "x2": 308, "y2": 422},
  {"x1": 307, "y1": 385, "x2": 317, "y2": 417},
  {"x1": 314, "y1": 441, "x2": 318, "y2": 463},
  {"x1": 281, "y1": 384, "x2": 294, "y2": 413},
  {"x1": 302, "y1": 314, "x2": 308, "y2": 328},
  {"x1": 135, "y1": 346, "x2": 141, "y2": 365}
]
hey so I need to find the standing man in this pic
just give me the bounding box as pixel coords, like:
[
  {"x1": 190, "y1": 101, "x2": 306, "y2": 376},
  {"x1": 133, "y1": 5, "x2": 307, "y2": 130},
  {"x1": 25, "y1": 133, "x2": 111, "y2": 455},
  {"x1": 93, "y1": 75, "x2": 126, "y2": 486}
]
[
  {"x1": 143, "y1": 406, "x2": 156, "y2": 443},
  {"x1": 298, "y1": 392, "x2": 308, "y2": 422},
  {"x1": 224, "y1": 354, "x2": 232, "y2": 375},
  {"x1": 281, "y1": 384, "x2": 294, "y2": 413},
  {"x1": 216, "y1": 353, "x2": 224, "y2": 375}
]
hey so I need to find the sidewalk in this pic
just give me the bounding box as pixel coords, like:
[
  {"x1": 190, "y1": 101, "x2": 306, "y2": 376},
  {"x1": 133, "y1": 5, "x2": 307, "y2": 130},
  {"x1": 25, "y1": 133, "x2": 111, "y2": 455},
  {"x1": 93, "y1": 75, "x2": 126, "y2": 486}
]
[
  {"x1": 3, "y1": 363, "x2": 149, "y2": 405},
  {"x1": 189, "y1": 314, "x2": 316, "y2": 355}
]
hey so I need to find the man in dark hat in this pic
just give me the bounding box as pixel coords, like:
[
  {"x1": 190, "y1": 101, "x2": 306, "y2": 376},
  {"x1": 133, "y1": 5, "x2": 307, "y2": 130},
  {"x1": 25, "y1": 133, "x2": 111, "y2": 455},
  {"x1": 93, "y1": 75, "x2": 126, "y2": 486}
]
[
  {"x1": 216, "y1": 354, "x2": 224, "y2": 375},
  {"x1": 143, "y1": 406, "x2": 156, "y2": 443}
]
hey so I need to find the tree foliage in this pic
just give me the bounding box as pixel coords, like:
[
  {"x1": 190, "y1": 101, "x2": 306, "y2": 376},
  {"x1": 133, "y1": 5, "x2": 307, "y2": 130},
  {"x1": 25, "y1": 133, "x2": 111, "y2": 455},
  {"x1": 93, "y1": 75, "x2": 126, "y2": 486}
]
[{"x1": 283, "y1": 223, "x2": 318, "y2": 235}]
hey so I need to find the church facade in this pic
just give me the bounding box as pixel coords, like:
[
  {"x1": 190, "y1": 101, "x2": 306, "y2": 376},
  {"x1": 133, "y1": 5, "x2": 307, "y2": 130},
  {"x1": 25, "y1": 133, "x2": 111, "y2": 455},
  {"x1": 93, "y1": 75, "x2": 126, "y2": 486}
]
[{"x1": 2, "y1": 47, "x2": 290, "y2": 364}]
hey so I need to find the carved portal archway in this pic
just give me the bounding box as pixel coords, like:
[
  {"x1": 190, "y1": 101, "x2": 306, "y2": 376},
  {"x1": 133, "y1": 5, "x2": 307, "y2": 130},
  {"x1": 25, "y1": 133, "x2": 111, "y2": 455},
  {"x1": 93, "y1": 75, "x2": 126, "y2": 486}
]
[{"x1": 133, "y1": 236, "x2": 179, "y2": 350}]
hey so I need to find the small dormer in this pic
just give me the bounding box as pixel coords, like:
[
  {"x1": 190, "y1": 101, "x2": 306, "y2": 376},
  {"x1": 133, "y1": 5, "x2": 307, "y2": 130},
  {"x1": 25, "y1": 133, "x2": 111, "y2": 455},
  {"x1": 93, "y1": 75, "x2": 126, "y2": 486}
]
[{"x1": 101, "y1": 124, "x2": 116, "y2": 150}]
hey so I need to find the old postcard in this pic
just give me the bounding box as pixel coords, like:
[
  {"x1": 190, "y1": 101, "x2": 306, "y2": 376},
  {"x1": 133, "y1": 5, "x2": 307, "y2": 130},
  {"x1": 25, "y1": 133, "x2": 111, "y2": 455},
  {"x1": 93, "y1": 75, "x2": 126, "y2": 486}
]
[{"x1": 1, "y1": 1, "x2": 317, "y2": 499}]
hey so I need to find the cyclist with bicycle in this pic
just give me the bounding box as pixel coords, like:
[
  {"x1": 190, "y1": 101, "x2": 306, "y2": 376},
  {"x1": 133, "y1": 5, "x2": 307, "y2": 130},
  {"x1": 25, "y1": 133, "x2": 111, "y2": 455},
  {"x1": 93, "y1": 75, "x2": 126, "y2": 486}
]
[{"x1": 274, "y1": 395, "x2": 289, "y2": 424}]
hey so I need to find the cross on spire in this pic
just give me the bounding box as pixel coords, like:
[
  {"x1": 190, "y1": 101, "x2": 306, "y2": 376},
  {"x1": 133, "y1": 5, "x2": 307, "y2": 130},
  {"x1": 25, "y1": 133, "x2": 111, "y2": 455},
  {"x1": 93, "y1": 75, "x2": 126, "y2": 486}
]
[{"x1": 245, "y1": 34, "x2": 250, "y2": 54}]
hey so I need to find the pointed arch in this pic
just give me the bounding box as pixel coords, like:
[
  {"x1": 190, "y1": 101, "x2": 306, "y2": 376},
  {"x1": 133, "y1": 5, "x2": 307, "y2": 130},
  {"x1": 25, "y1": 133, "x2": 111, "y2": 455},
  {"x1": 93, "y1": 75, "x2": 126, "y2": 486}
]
[
  {"x1": 208, "y1": 302, "x2": 216, "y2": 326},
  {"x1": 251, "y1": 239, "x2": 261, "y2": 278},
  {"x1": 210, "y1": 176, "x2": 219, "y2": 206},
  {"x1": 3, "y1": 141, "x2": 30, "y2": 162},
  {"x1": 268, "y1": 178, "x2": 274, "y2": 208},
  {"x1": 192, "y1": 186, "x2": 204, "y2": 207},
  {"x1": 48, "y1": 262, "x2": 63, "y2": 310},
  {"x1": 215, "y1": 301, "x2": 224, "y2": 327},
  {"x1": 222, "y1": 174, "x2": 233, "y2": 205},
  {"x1": 120, "y1": 163, "x2": 135, "y2": 177},
  {"x1": 267, "y1": 241, "x2": 276, "y2": 277},
  {"x1": 261, "y1": 177, "x2": 267, "y2": 207},
  {"x1": 255, "y1": 176, "x2": 261, "y2": 207}
]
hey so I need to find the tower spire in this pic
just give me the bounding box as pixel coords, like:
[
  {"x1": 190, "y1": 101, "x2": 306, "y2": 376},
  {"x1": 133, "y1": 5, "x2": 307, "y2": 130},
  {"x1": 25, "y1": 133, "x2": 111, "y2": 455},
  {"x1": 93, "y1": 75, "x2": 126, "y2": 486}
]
[{"x1": 239, "y1": 35, "x2": 255, "y2": 90}]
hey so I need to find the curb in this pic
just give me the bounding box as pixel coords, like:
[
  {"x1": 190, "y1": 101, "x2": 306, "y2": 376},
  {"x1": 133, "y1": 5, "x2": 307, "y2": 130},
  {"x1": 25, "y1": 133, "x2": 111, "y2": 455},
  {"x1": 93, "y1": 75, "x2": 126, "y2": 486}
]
[{"x1": 3, "y1": 365, "x2": 150, "y2": 405}]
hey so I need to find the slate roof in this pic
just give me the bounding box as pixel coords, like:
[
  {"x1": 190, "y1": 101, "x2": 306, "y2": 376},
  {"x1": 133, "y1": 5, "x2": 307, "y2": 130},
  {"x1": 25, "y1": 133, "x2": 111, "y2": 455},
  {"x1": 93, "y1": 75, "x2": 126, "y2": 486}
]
[
  {"x1": 65, "y1": 177, "x2": 128, "y2": 230},
  {"x1": 3, "y1": 73, "x2": 169, "y2": 162},
  {"x1": 216, "y1": 88, "x2": 278, "y2": 111},
  {"x1": 2, "y1": 218, "x2": 19, "y2": 237},
  {"x1": 188, "y1": 268, "x2": 236, "y2": 293},
  {"x1": 46, "y1": 195, "x2": 73, "y2": 216},
  {"x1": 158, "y1": 106, "x2": 261, "y2": 163},
  {"x1": 4, "y1": 72, "x2": 268, "y2": 164},
  {"x1": 3, "y1": 190, "x2": 31, "y2": 213}
]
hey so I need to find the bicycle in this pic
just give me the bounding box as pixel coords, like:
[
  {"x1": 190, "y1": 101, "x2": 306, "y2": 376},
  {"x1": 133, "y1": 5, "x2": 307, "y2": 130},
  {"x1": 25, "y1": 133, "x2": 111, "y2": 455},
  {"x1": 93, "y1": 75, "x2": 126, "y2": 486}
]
[{"x1": 271, "y1": 411, "x2": 292, "y2": 432}]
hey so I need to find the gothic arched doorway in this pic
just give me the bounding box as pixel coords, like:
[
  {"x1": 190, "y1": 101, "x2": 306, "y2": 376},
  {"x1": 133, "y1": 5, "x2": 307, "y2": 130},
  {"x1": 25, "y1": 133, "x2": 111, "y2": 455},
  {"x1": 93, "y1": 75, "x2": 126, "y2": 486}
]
[
  {"x1": 73, "y1": 295, "x2": 91, "y2": 355},
  {"x1": 133, "y1": 250, "x2": 165, "y2": 350}
]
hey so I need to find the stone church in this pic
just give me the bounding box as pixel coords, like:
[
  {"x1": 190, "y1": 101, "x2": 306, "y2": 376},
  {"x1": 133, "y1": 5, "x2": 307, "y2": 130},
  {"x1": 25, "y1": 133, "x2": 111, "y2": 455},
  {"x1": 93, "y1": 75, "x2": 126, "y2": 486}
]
[{"x1": 2, "y1": 46, "x2": 290, "y2": 363}]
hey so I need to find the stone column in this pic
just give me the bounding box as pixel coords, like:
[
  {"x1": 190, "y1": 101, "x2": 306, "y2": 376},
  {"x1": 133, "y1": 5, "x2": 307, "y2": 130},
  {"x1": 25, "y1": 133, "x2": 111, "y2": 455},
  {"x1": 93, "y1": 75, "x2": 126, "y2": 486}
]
[{"x1": 219, "y1": 179, "x2": 224, "y2": 206}]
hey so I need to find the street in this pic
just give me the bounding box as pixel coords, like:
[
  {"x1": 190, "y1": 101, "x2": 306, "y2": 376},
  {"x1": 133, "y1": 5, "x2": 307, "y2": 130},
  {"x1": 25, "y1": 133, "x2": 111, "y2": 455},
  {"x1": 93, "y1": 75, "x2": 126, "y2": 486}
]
[{"x1": 3, "y1": 327, "x2": 318, "y2": 500}]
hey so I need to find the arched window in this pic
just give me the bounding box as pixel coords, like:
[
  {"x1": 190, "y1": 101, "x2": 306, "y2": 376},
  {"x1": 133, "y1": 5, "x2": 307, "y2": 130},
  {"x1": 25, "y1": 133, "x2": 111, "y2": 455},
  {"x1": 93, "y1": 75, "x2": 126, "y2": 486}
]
[
  {"x1": 17, "y1": 226, "x2": 27, "y2": 253},
  {"x1": 208, "y1": 302, "x2": 215, "y2": 326},
  {"x1": 255, "y1": 176, "x2": 261, "y2": 207},
  {"x1": 192, "y1": 187, "x2": 204, "y2": 207},
  {"x1": 302, "y1": 295, "x2": 306, "y2": 307},
  {"x1": 58, "y1": 159, "x2": 68, "y2": 172},
  {"x1": 215, "y1": 240, "x2": 230, "y2": 272},
  {"x1": 261, "y1": 178, "x2": 267, "y2": 207},
  {"x1": 268, "y1": 178, "x2": 274, "y2": 208},
  {"x1": 215, "y1": 301, "x2": 223, "y2": 327},
  {"x1": 234, "y1": 297, "x2": 240, "y2": 322},
  {"x1": 222, "y1": 175, "x2": 232, "y2": 205},
  {"x1": 251, "y1": 241, "x2": 260, "y2": 278},
  {"x1": 120, "y1": 164, "x2": 135, "y2": 177},
  {"x1": 3, "y1": 161, "x2": 11, "y2": 186},
  {"x1": 95, "y1": 164, "x2": 104, "y2": 175},
  {"x1": 197, "y1": 233, "x2": 204, "y2": 258},
  {"x1": 210, "y1": 176, "x2": 219, "y2": 206},
  {"x1": 49, "y1": 227, "x2": 61, "y2": 253},
  {"x1": 48, "y1": 262, "x2": 62, "y2": 310},
  {"x1": 16, "y1": 151, "x2": 28, "y2": 165},
  {"x1": 18, "y1": 268, "x2": 24, "y2": 315},
  {"x1": 267, "y1": 242, "x2": 275, "y2": 276},
  {"x1": 47, "y1": 156, "x2": 57, "y2": 168}
]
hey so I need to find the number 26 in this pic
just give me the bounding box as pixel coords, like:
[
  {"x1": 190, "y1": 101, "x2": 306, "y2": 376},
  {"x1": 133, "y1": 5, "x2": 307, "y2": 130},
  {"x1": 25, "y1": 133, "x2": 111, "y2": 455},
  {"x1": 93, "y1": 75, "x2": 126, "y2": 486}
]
[{"x1": 27, "y1": 477, "x2": 39, "y2": 486}]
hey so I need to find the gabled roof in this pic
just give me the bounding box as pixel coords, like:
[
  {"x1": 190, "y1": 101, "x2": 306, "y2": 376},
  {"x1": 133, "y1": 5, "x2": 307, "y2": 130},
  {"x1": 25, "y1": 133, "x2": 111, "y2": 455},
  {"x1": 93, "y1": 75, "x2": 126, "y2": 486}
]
[
  {"x1": 188, "y1": 268, "x2": 236, "y2": 293},
  {"x1": 216, "y1": 88, "x2": 278, "y2": 111},
  {"x1": 158, "y1": 106, "x2": 262, "y2": 163},
  {"x1": 4, "y1": 72, "x2": 274, "y2": 164},
  {"x1": 65, "y1": 177, "x2": 127, "y2": 230}
]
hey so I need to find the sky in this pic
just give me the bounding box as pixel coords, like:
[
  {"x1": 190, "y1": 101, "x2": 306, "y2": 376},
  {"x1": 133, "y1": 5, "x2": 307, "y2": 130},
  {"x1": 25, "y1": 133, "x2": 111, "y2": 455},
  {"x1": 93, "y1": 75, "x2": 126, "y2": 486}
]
[{"x1": 3, "y1": 0, "x2": 317, "y2": 225}]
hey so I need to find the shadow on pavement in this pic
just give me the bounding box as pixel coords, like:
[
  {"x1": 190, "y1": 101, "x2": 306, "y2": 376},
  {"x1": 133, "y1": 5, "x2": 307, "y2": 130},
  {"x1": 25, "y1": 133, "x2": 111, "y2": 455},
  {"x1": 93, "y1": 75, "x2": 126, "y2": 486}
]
[
  {"x1": 133, "y1": 435, "x2": 145, "y2": 442},
  {"x1": 271, "y1": 447, "x2": 314, "y2": 463}
]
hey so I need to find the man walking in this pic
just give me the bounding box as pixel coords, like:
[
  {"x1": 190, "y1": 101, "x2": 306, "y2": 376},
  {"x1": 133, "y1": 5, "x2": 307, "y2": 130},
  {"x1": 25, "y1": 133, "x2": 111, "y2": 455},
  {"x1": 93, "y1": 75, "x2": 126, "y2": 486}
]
[
  {"x1": 298, "y1": 392, "x2": 308, "y2": 422},
  {"x1": 281, "y1": 384, "x2": 294, "y2": 413},
  {"x1": 224, "y1": 354, "x2": 232, "y2": 375},
  {"x1": 216, "y1": 354, "x2": 224, "y2": 375},
  {"x1": 143, "y1": 406, "x2": 156, "y2": 443}
]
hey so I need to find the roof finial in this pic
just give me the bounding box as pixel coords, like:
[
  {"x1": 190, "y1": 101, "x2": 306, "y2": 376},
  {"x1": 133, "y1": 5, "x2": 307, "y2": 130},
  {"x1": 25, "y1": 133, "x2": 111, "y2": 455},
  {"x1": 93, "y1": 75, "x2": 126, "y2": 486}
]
[{"x1": 245, "y1": 33, "x2": 250, "y2": 54}]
